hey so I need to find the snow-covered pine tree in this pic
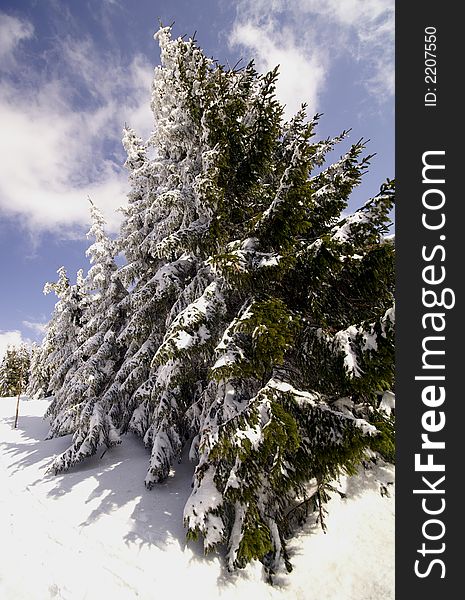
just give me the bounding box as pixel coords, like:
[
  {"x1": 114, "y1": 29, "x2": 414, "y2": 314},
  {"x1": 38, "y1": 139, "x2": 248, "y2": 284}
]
[
  {"x1": 44, "y1": 202, "x2": 127, "y2": 466},
  {"x1": 117, "y1": 30, "x2": 288, "y2": 489},
  {"x1": 26, "y1": 342, "x2": 51, "y2": 399},
  {"x1": 42, "y1": 27, "x2": 395, "y2": 577},
  {"x1": 0, "y1": 344, "x2": 30, "y2": 397},
  {"x1": 47, "y1": 28, "x2": 283, "y2": 483},
  {"x1": 0, "y1": 348, "x2": 16, "y2": 397},
  {"x1": 41, "y1": 266, "x2": 88, "y2": 420},
  {"x1": 183, "y1": 112, "x2": 395, "y2": 574}
]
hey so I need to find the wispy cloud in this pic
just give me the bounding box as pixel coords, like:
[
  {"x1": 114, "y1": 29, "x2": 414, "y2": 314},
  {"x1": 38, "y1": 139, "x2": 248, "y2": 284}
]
[
  {"x1": 22, "y1": 320, "x2": 47, "y2": 337},
  {"x1": 229, "y1": 0, "x2": 394, "y2": 116},
  {"x1": 0, "y1": 12, "x2": 154, "y2": 235},
  {"x1": 305, "y1": 0, "x2": 395, "y2": 97},
  {"x1": 0, "y1": 12, "x2": 34, "y2": 63},
  {"x1": 0, "y1": 4, "x2": 393, "y2": 236}
]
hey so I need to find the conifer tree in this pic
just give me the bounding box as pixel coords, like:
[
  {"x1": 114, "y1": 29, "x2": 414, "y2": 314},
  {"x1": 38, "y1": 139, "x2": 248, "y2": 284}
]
[
  {"x1": 40, "y1": 266, "x2": 88, "y2": 418},
  {"x1": 26, "y1": 342, "x2": 51, "y2": 399},
  {"x1": 0, "y1": 345, "x2": 30, "y2": 397},
  {"x1": 41, "y1": 27, "x2": 395, "y2": 576},
  {"x1": 45, "y1": 202, "x2": 127, "y2": 466},
  {"x1": 47, "y1": 28, "x2": 284, "y2": 482}
]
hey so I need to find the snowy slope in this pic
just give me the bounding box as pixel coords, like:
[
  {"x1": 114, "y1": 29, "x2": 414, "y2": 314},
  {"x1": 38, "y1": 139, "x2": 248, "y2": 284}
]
[{"x1": 0, "y1": 397, "x2": 394, "y2": 600}]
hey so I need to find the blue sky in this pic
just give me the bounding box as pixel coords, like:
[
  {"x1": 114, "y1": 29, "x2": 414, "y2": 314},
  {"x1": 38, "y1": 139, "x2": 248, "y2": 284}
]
[{"x1": 0, "y1": 0, "x2": 394, "y2": 356}]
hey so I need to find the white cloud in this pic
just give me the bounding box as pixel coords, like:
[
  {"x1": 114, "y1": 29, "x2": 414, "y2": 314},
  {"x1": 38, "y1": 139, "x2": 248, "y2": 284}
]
[
  {"x1": 0, "y1": 330, "x2": 27, "y2": 360},
  {"x1": 305, "y1": 0, "x2": 395, "y2": 97},
  {"x1": 0, "y1": 4, "x2": 393, "y2": 236},
  {"x1": 0, "y1": 13, "x2": 34, "y2": 63},
  {"x1": 230, "y1": 0, "x2": 394, "y2": 114},
  {"x1": 230, "y1": 22, "x2": 325, "y2": 118},
  {"x1": 296, "y1": 0, "x2": 391, "y2": 26},
  {"x1": 0, "y1": 19, "x2": 154, "y2": 235},
  {"x1": 22, "y1": 321, "x2": 47, "y2": 337}
]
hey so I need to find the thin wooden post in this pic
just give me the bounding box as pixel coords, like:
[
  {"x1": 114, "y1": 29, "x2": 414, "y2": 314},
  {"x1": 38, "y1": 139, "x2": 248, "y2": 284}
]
[
  {"x1": 14, "y1": 392, "x2": 20, "y2": 429},
  {"x1": 14, "y1": 365, "x2": 23, "y2": 429}
]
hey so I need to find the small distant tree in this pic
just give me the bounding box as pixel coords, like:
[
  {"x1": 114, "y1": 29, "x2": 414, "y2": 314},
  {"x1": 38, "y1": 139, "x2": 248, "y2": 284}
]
[
  {"x1": 0, "y1": 345, "x2": 30, "y2": 397},
  {"x1": 0, "y1": 344, "x2": 31, "y2": 427}
]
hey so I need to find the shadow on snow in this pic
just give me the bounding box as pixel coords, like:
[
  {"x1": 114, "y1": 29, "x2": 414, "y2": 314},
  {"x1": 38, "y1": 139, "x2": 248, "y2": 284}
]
[{"x1": 1, "y1": 409, "x2": 220, "y2": 568}]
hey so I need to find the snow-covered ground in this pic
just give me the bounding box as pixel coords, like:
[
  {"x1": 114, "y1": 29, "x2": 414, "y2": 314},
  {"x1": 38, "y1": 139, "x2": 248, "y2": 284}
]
[{"x1": 0, "y1": 397, "x2": 394, "y2": 600}]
